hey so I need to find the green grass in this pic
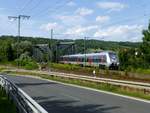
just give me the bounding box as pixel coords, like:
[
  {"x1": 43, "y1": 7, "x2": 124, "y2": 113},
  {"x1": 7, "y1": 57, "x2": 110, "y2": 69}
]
[
  {"x1": 0, "y1": 88, "x2": 16, "y2": 113},
  {"x1": 134, "y1": 68, "x2": 150, "y2": 75},
  {"x1": 48, "y1": 63, "x2": 150, "y2": 83},
  {"x1": 42, "y1": 75, "x2": 150, "y2": 100},
  {"x1": 5, "y1": 71, "x2": 150, "y2": 101}
]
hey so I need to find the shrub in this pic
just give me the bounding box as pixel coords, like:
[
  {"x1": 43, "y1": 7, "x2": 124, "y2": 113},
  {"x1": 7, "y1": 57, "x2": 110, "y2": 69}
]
[
  {"x1": 24, "y1": 62, "x2": 38, "y2": 70},
  {"x1": 14, "y1": 53, "x2": 38, "y2": 70}
]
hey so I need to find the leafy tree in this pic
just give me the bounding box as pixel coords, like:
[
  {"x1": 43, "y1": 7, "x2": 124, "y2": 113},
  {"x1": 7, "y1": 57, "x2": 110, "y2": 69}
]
[
  {"x1": 6, "y1": 43, "x2": 14, "y2": 61},
  {"x1": 12, "y1": 41, "x2": 33, "y2": 58},
  {"x1": 140, "y1": 22, "x2": 150, "y2": 67},
  {"x1": 15, "y1": 52, "x2": 38, "y2": 70}
]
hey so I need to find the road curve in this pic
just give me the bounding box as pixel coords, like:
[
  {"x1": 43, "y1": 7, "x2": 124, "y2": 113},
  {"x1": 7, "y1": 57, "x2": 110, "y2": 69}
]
[{"x1": 5, "y1": 75, "x2": 150, "y2": 113}]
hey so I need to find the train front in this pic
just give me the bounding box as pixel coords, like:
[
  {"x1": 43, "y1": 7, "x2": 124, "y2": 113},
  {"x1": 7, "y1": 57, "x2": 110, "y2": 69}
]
[{"x1": 108, "y1": 52, "x2": 119, "y2": 69}]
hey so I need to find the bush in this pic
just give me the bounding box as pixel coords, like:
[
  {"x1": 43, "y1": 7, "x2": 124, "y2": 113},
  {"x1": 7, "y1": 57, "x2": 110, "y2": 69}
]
[
  {"x1": 14, "y1": 53, "x2": 38, "y2": 70},
  {"x1": 24, "y1": 62, "x2": 39, "y2": 70},
  {"x1": 49, "y1": 63, "x2": 80, "y2": 71}
]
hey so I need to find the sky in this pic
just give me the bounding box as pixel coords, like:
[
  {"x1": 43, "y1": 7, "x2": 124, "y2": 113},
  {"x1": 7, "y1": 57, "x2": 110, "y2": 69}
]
[{"x1": 0, "y1": 0, "x2": 150, "y2": 42}]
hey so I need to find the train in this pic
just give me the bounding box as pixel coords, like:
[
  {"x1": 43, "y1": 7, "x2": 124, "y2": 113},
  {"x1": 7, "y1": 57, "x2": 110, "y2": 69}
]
[{"x1": 59, "y1": 51, "x2": 120, "y2": 69}]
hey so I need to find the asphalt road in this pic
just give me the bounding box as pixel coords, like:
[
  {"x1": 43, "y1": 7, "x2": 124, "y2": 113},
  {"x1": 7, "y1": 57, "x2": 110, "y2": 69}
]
[{"x1": 5, "y1": 75, "x2": 150, "y2": 113}]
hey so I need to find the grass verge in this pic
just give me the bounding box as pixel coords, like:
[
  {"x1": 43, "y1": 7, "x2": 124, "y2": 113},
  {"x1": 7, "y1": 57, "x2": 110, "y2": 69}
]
[
  {"x1": 48, "y1": 63, "x2": 150, "y2": 83},
  {"x1": 4, "y1": 70, "x2": 150, "y2": 101},
  {"x1": 0, "y1": 87, "x2": 16, "y2": 113}
]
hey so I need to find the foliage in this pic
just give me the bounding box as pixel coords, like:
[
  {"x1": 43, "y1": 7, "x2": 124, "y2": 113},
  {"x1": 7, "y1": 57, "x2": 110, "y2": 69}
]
[
  {"x1": 140, "y1": 23, "x2": 150, "y2": 67},
  {"x1": 0, "y1": 88, "x2": 16, "y2": 113},
  {"x1": 118, "y1": 48, "x2": 145, "y2": 70},
  {"x1": 0, "y1": 25, "x2": 149, "y2": 72},
  {"x1": 0, "y1": 41, "x2": 14, "y2": 61},
  {"x1": 118, "y1": 22, "x2": 150, "y2": 70},
  {"x1": 12, "y1": 40, "x2": 33, "y2": 57},
  {"x1": 15, "y1": 52, "x2": 38, "y2": 70},
  {"x1": 24, "y1": 62, "x2": 39, "y2": 70},
  {"x1": 49, "y1": 63, "x2": 81, "y2": 71}
]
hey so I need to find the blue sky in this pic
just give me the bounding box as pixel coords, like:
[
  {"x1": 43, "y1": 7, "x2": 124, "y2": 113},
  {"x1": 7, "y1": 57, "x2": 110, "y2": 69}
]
[{"x1": 0, "y1": 0, "x2": 150, "y2": 42}]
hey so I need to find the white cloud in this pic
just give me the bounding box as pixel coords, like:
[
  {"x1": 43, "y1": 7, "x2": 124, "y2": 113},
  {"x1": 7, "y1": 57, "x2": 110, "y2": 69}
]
[
  {"x1": 65, "y1": 25, "x2": 98, "y2": 36},
  {"x1": 0, "y1": 14, "x2": 17, "y2": 36},
  {"x1": 94, "y1": 25, "x2": 143, "y2": 41},
  {"x1": 96, "y1": 16, "x2": 110, "y2": 23},
  {"x1": 57, "y1": 15, "x2": 86, "y2": 26},
  {"x1": 67, "y1": 1, "x2": 76, "y2": 6},
  {"x1": 40, "y1": 22, "x2": 62, "y2": 31},
  {"x1": 56, "y1": 7, "x2": 93, "y2": 27},
  {"x1": 75, "y1": 7, "x2": 93, "y2": 16},
  {"x1": 97, "y1": 2, "x2": 126, "y2": 11}
]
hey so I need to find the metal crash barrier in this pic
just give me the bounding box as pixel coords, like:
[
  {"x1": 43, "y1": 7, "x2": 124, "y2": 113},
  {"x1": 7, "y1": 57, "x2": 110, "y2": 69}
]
[{"x1": 0, "y1": 75, "x2": 48, "y2": 113}]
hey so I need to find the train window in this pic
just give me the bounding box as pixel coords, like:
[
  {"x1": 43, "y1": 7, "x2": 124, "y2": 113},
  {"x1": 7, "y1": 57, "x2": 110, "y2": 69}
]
[
  {"x1": 103, "y1": 55, "x2": 107, "y2": 62},
  {"x1": 87, "y1": 57, "x2": 92, "y2": 62},
  {"x1": 82, "y1": 57, "x2": 87, "y2": 62},
  {"x1": 99, "y1": 55, "x2": 106, "y2": 63},
  {"x1": 89, "y1": 57, "x2": 92, "y2": 63},
  {"x1": 82, "y1": 58, "x2": 84, "y2": 62},
  {"x1": 77, "y1": 57, "x2": 80, "y2": 62},
  {"x1": 73, "y1": 57, "x2": 76, "y2": 62},
  {"x1": 92, "y1": 56, "x2": 98, "y2": 62},
  {"x1": 79, "y1": 57, "x2": 82, "y2": 62}
]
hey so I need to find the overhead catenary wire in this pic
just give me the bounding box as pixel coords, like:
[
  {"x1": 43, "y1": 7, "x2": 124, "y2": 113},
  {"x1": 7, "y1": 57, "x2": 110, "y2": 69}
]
[
  {"x1": 17, "y1": 0, "x2": 34, "y2": 14},
  {"x1": 23, "y1": 0, "x2": 43, "y2": 15},
  {"x1": 30, "y1": 0, "x2": 149, "y2": 27},
  {"x1": 32, "y1": 0, "x2": 72, "y2": 18},
  {"x1": 10, "y1": 0, "x2": 149, "y2": 42},
  {"x1": 21, "y1": 0, "x2": 149, "y2": 28},
  {"x1": 103, "y1": 13, "x2": 150, "y2": 28},
  {"x1": 52, "y1": 33, "x2": 105, "y2": 40},
  {"x1": 8, "y1": 15, "x2": 30, "y2": 67}
]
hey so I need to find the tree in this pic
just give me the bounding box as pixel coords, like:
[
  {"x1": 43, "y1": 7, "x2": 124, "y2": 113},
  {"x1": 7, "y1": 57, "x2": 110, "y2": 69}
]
[
  {"x1": 12, "y1": 41, "x2": 33, "y2": 58},
  {"x1": 6, "y1": 43, "x2": 14, "y2": 61},
  {"x1": 140, "y1": 22, "x2": 150, "y2": 67}
]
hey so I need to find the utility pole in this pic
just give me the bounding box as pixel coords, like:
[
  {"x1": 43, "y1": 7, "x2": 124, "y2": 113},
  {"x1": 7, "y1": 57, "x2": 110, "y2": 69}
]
[
  {"x1": 8, "y1": 15, "x2": 30, "y2": 67},
  {"x1": 50, "y1": 29, "x2": 53, "y2": 62},
  {"x1": 84, "y1": 37, "x2": 86, "y2": 67},
  {"x1": 48, "y1": 29, "x2": 53, "y2": 71}
]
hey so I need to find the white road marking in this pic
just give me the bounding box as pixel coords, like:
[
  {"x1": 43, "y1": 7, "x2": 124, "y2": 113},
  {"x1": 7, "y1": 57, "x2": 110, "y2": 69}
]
[{"x1": 11, "y1": 74, "x2": 150, "y2": 104}]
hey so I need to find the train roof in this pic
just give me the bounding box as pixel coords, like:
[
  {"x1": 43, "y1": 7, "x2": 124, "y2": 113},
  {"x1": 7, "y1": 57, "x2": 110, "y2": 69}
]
[{"x1": 62, "y1": 51, "x2": 116, "y2": 58}]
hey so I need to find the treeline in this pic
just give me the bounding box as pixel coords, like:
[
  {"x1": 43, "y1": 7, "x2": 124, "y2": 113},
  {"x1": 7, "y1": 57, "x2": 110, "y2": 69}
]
[
  {"x1": 119, "y1": 23, "x2": 150, "y2": 70},
  {"x1": 0, "y1": 35, "x2": 140, "y2": 53},
  {"x1": 0, "y1": 23, "x2": 150, "y2": 71}
]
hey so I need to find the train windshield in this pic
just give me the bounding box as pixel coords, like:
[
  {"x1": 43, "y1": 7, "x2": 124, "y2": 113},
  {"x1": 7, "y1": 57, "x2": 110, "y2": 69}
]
[{"x1": 109, "y1": 52, "x2": 118, "y2": 61}]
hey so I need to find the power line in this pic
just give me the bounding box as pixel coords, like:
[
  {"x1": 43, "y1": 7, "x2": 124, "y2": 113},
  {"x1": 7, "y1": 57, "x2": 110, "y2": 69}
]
[
  {"x1": 26, "y1": 0, "x2": 43, "y2": 14},
  {"x1": 103, "y1": 13, "x2": 150, "y2": 28},
  {"x1": 32, "y1": 0, "x2": 72, "y2": 18},
  {"x1": 18, "y1": 0, "x2": 34, "y2": 14},
  {"x1": 8, "y1": 15, "x2": 30, "y2": 67},
  {"x1": 31, "y1": 0, "x2": 61, "y2": 17},
  {"x1": 52, "y1": 33, "x2": 105, "y2": 40}
]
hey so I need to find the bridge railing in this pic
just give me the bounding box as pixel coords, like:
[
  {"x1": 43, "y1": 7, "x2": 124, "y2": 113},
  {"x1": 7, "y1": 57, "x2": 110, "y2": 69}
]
[{"x1": 0, "y1": 75, "x2": 48, "y2": 113}]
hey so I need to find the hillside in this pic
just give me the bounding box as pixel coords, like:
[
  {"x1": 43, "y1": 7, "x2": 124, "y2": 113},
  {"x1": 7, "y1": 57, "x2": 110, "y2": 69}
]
[{"x1": 0, "y1": 35, "x2": 140, "y2": 53}]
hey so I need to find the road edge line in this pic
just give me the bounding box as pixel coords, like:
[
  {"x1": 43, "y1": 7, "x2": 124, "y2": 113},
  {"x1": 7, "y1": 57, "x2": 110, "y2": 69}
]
[{"x1": 13, "y1": 74, "x2": 150, "y2": 104}]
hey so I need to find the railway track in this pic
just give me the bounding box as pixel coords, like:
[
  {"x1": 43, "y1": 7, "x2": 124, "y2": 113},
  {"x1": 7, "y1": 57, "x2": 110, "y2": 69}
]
[
  {"x1": 49, "y1": 72, "x2": 150, "y2": 91},
  {"x1": 2, "y1": 69, "x2": 150, "y2": 91}
]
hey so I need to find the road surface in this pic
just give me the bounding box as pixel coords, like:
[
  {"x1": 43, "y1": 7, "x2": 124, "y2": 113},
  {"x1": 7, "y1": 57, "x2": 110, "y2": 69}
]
[{"x1": 5, "y1": 75, "x2": 150, "y2": 113}]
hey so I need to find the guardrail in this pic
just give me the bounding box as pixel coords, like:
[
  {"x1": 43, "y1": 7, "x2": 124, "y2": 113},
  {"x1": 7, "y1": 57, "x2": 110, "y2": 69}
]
[{"x1": 0, "y1": 75, "x2": 48, "y2": 113}]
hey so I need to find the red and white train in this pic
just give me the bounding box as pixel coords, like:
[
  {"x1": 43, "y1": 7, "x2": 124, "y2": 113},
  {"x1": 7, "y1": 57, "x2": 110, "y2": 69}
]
[{"x1": 59, "y1": 51, "x2": 119, "y2": 69}]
